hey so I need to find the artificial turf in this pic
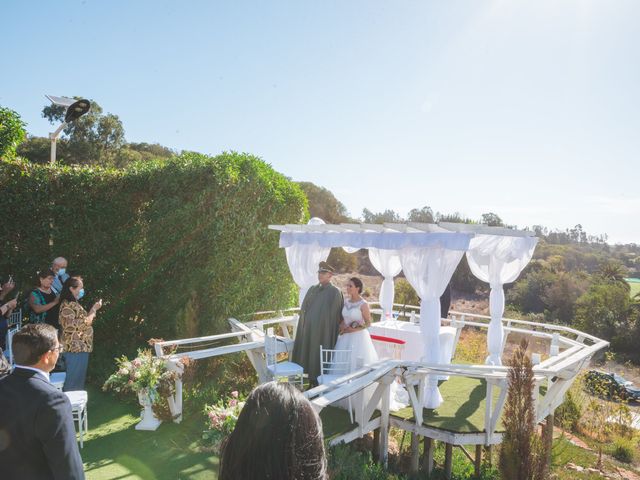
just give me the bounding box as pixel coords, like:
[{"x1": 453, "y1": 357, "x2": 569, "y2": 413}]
[
  {"x1": 390, "y1": 376, "x2": 504, "y2": 433},
  {"x1": 81, "y1": 386, "x2": 218, "y2": 480}
]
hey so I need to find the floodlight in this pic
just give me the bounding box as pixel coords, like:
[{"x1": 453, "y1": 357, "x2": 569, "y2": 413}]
[
  {"x1": 45, "y1": 94, "x2": 91, "y2": 163},
  {"x1": 65, "y1": 99, "x2": 91, "y2": 122}
]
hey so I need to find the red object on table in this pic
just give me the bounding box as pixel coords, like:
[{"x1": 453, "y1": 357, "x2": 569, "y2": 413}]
[{"x1": 370, "y1": 334, "x2": 405, "y2": 345}]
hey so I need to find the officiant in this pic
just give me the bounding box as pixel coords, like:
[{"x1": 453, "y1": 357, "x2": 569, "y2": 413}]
[{"x1": 291, "y1": 261, "x2": 343, "y2": 386}]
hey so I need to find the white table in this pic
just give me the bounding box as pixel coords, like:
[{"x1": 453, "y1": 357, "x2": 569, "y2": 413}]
[{"x1": 369, "y1": 320, "x2": 457, "y2": 364}]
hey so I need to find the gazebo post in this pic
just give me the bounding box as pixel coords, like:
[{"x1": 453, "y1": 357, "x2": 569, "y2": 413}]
[
  {"x1": 544, "y1": 412, "x2": 554, "y2": 471},
  {"x1": 474, "y1": 444, "x2": 483, "y2": 477},
  {"x1": 422, "y1": 436, "x2": 434, "y2": 474},
  {"x1": 444, "y1": 442, "x2": 453, "y2": 479},
  {"x1": 410, "y1": 433, "x2": 420, "y2": 472}
]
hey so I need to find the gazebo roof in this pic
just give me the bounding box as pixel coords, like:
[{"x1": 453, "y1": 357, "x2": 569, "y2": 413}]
[{"x1": 269, "y1": 221, "x2": 536, "y2": 250}]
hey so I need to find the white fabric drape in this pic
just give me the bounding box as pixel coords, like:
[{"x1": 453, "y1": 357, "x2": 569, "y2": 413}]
[
  {"x1": 466, "y1": 235, "x2": 538, "y2": 365},
  {"x1": 400, "y1": 246, "x2": 466, "y2": 408},
  {"x1": 368, "y1": 249, "x2": 402, "y2": 319},
  {"x1": 284, "y1": 218, "x2": 331, "y2": 306}
]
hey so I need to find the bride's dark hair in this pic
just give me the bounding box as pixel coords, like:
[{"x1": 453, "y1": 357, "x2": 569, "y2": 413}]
[
  {"x1": 219, "y1": 382, "x2": 327, "y2": 480},
  {"x1": 350, "y1": 277, "x2": 363, "y2": 294}
]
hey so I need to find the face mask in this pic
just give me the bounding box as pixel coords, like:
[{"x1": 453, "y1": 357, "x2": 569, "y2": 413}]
[
  {"x1": 77, "y1": 288, "x2": 85, "y2": 300},
  {"x1": 58, "y1": 268, "x2": 66, "y2": 276}
]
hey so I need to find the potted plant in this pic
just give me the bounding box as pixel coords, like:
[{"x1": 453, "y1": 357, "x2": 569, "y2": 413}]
[{"x1": 103, "y1": 349, "x2": 178, "y2": 431}]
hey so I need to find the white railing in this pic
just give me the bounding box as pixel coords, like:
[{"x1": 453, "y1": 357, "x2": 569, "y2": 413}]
[{"x1": 153, "y1": 306, "x2": 607, "y2": 457}]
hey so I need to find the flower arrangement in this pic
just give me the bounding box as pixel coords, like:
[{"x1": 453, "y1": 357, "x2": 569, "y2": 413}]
[
  {"x1": 202, "y1": 390, "x2": 245, "y2": 453},
  {"x1": 103, "y1": 349, "x2": 178, "y2": 405}
]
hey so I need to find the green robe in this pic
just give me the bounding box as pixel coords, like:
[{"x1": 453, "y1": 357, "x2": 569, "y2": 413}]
[{"x1": 292, "y1": 282, "x2": 343, "y2": 384}]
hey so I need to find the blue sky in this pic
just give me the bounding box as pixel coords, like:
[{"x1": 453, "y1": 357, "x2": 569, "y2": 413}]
[{"x1": 2, "y1": 1, "x2": 638, "y2": 243}]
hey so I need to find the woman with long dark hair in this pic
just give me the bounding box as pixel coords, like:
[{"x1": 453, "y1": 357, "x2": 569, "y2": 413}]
[
  {"x1": 59, "y1": 276, "x2": 102, "y2": 391},
  {"x1": 219, "y1": 382, "x2": 326, "y2": 480}
]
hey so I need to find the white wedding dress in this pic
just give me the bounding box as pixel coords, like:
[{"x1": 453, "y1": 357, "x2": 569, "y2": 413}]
[
  {"x1": 335, "y1": 299, "x2": 379, "y2": 370},
  {"x1": 332, "y1": 298, "x2": 408, "y2": 414}
]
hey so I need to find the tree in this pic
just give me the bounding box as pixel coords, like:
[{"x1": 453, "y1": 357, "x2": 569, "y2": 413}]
[
  {"x1": 574, "y1": 280, "x2": 632, "y2": 348},
  {"x1": 297, "y1": 182, "x2": 351, "y2": 223},
  {"x1": 481, "y1": 212, "x2": 504, "y2": 227},
  {"x1": 361, "y1": 208, "x2": 402, "y2": 224},
  {"x1": 596, "y1": 261, "x2": 628, "y2": 288},
  {"x1": 16, "y1": 135, "x2": 53, "y2": 164},
  {"x1": 499, "y1": 340, "x2": 548, "y2": 480},
  {"x1": 0, "y1": 106, "x2": 26, "y2": 159},
  {"x1": 42, "y1": 98, "x2": 125, "y2": 165},
  {"x1": 407, "y1": 206, "x2": 434, "y2": 223}
]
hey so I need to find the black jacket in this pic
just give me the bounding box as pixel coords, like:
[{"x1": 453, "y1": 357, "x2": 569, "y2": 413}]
[{"x1": 0, "y1": 367, "x2": 85, "y2": 479}]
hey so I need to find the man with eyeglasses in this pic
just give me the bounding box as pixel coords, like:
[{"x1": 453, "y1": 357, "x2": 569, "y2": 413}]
[{"x1": 0, "y1": 323, "x2": 84, "y2": 479}]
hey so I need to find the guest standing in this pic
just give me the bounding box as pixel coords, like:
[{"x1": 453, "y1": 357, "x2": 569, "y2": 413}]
[
  {"x1": 29, "y1": 269, "x2": 60, "y2": 329},
  {"x1": 219, "y1": 382, "x2": 326, "y2": 480},
  {"x1": 291, "y1": 262, "x2": 343, "y2": 385},
  {"x1": 51, "y1": 257, "x2": 70, "y2": 295},
  {"x1": 59, "y1": 276, "x2": 102, "y2": 391},
  {"x1": 0, "y1": 323, "x2": 85, "y2": 479}
]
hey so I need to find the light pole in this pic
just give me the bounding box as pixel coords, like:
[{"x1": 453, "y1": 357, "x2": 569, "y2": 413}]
[{"x1": 45, "y1": 95, "x2": 91, "y2": 163}]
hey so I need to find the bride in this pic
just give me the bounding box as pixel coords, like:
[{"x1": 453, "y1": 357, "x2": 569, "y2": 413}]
[
  {"x1": 335, "y1": 277, "x2": 378, "y2": 370},
  {"x1": 334, "y1": 277, "x2": 409, "y2": 412}
]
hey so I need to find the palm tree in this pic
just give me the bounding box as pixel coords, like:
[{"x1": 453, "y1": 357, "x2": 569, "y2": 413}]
[{"x1": 597, "y1": 261, "x2": 629, "y2": 290}]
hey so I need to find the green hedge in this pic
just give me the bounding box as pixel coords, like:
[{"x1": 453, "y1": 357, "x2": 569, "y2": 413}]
[{"x1": 0, "y1": 152, "x2": 308, "y2": 380}]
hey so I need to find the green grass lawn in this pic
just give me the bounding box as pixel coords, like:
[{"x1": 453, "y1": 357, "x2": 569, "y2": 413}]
[
  {"x1": 627, "y1": 278, "x2": 640, "y2": 299},
  {"x1": 82, "y1": 386, "x2": 218, "y2": 480}
]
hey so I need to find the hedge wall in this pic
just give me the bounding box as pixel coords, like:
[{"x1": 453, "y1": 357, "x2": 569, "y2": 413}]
[{"x1": 0, "y1": 152, "x2": 308, "y2": 380}]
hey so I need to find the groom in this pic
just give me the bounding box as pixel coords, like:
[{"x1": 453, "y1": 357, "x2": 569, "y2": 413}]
[{"x1": 292, "y1": 261, "x2": 343, "y2": 385}]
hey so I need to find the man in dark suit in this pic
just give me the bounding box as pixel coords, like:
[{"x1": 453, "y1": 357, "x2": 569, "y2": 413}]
[{"x1": 0, "y1": 323, "x2": 85, "y2": 479}]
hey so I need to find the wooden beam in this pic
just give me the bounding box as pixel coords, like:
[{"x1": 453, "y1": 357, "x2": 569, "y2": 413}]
[
  {"x1": 422, "y1": 437, "x2": 434, "y2": 474},
  {"x1": 410, "y1": 433, "x2": 420, "y2": 473},
  {"x1": 444, "y1": 443, "x2": 453, "y2": 479},
  {"x1": 544, "y1": 413, "x2": 554, "y2": 472},
  {"x1": 378, "y1": 383, "x2": 391, "y2": 468},
  {"x1": 474, "y1": 444, "x2": 482, "y2": 477}
]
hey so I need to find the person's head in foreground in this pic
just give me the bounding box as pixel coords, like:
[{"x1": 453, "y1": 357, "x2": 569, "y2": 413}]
[
  {"x1": 219, "y1": 381, "x2": 327, "y2": 480},
  {"x1": 12, "y1": 323, "x2": 61, "y2": 372}
]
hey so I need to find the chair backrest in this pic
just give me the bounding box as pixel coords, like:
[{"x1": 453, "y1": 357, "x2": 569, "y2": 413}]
[
  {"x1": 320, "y1": 346, "x2": 351, "y2": 377},
  {"x1": 6, "y1": 327, "x2": 18, "y2": 365},
  {"x1": 264, "y1": 327, "x2": 278, "y2": 367},
  {"x1": 7, "y1": 309, "x2": 22, "y2": 329}
]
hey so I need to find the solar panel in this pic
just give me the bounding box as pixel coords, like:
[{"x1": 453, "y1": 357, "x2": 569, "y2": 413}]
[{"x1": 45, "y1": 95, "x2": 76, "y2": 107}]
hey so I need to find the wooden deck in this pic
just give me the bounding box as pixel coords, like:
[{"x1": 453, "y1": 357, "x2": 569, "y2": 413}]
[{"x1": 319, "y1": 376, "x2": 503, "y2": 443}]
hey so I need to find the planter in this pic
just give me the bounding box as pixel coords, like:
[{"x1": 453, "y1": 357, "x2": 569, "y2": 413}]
[{"x1": 135, "y1": 390, "x2": 162, "y2": 431}]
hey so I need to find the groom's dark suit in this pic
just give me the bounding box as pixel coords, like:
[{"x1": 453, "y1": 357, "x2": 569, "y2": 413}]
[{"x1": 0, "y1": 367, "x2": 85, "y2": 479}]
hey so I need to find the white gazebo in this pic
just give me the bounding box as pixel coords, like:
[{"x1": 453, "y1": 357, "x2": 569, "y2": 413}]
[{"x1": 269, "y1": 219, "x2": 538, "y2": 408}]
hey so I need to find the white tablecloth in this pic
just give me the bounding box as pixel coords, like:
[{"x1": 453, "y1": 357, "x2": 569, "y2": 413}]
[{"x1": 369, "y1": 320, "x2": 457, "y2": 364}]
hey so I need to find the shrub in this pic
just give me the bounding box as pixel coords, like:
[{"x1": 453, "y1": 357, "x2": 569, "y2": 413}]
[
  {"x1": 499, "y1": 340, "x2": 547, "y2": 480},
  {"x1": 395, "y1": 278, "x2": 419, "y2": 307},
  {"x1": 554, "y1": 388, "x2": 583, "y2": 432},
  {"x1": 0, "y1": 153, "x2": 306, "y2": 381},
  {"x1": 610, "y1": 436, "x2": 635, "y2": 463}
]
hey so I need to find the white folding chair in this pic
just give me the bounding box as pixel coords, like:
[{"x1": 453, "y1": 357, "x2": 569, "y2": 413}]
[
  {"x1": 5, "y1": 327, "x2": 18, "y2": 365},
  {"x1": 65, "y1": 391, "x2": 88, "y2": 448},
  {"x1": 50, "y1": 372, "x2": 66, "y2": 391},
  {"x1": 7, "y1": 309, "x2": 22, "y2": 329},
  {"x1": 265, "y1": 328, "x2": 304, "y2": 389},
  {"x1": 318, "y1": 346, "x2": 353, "y2": 424}
]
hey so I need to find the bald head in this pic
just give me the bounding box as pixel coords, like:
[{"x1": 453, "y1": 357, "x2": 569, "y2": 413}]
[{"x1": 52, "y1": 257, "x2": 68, "y2": 273}]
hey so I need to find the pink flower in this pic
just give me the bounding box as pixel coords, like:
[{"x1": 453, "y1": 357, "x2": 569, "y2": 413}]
[
  {"x1": 132, "y1": 359, "x2": 142, "y2": 368},
  {"x1": 231, "y1": 391, "x2": 239, "y2": 398},
  {"x1": 229, "y1": 399, "x2": 238, "y2": 407}
]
